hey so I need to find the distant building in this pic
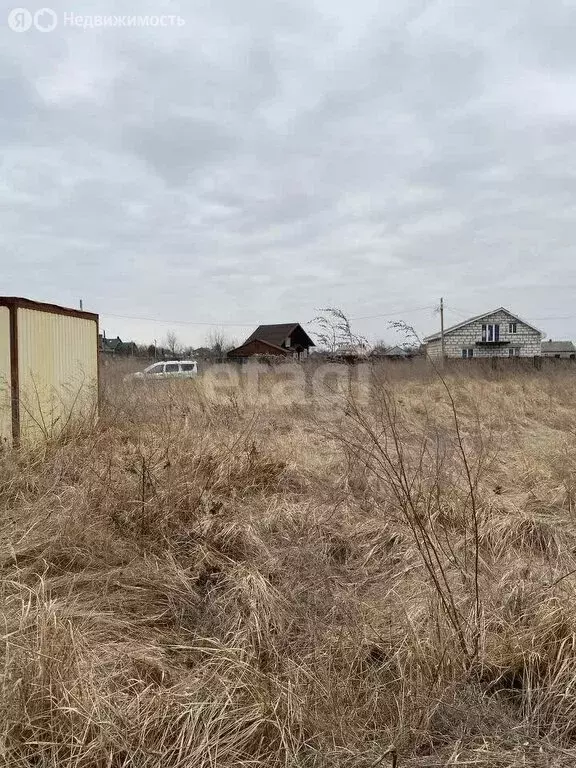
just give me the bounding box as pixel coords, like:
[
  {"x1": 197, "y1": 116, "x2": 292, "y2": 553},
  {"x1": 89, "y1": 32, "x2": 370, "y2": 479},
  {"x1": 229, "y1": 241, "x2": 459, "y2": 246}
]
[
  {"x1": 541, "y1": 341, "x2": 576, "y2": 359},
  {"x1": 333, "y1": 342, "x2": 369, "y2": 361},
  {"x1": 227, "y1": 323, "x2": 315, "y2": 361},
  {"x1": 370, "y1": 345, "x2": 421, "y2": 360},
  {"x1": 381, "y1": 345, "x2": 410, "y2": 359},
  {"x1": 99, "y1": 333, "x2": 136, "y2": 356},
  {"x1": 424, "y1": 308, "x2": 543, "y2": 359},
  {"x1": 99, "y1": 333, "x2": 122, "y2": 354}
]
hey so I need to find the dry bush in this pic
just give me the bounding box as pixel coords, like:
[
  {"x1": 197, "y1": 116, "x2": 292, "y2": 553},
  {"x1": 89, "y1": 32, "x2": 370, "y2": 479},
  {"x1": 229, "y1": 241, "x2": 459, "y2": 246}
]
[{"x1": 1, "y1": 361, "x2": 576, "y2": 766}]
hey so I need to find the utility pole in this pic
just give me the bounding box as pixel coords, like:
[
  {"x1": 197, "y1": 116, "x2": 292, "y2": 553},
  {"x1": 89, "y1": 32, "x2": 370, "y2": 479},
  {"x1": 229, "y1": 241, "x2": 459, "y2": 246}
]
[
  {"x1": 79, "y1": 299, "x2": 83, "y2": 311},
  {"x1": 440, "y1": 297, "x2": 445, "y2": 365}
]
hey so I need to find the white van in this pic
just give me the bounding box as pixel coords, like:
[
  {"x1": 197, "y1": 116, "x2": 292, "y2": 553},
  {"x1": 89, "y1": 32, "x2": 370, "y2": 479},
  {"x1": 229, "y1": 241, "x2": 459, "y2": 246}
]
[{"x1": 126, "y1": 360, "x2": 198, "y2": 380}]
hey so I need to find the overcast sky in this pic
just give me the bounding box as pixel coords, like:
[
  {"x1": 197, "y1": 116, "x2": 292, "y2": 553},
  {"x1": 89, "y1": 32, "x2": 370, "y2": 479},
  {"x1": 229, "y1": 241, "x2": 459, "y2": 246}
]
[{"x1": 2, "y1": 0, "x2": 576, "y2": 347}]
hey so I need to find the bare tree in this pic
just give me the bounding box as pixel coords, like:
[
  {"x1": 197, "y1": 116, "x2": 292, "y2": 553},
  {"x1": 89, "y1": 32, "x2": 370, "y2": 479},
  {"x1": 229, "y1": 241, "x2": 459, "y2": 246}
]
[
  {"x1": 165, "y1": 330, "x2": 181, "y2": 357},
  {"x1": 372, "y1": 339, "x2": 389, "y2": 356},
  {"x1": 310, "y1": 307, "x2": 369, "y2": 356},
  {"x1": 206, "y1": 328, "x2": 235, "y2": 358}
]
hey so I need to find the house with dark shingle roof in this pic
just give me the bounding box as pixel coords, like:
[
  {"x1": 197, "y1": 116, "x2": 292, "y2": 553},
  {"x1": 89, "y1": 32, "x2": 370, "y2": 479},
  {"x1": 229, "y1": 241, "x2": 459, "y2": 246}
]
[
  {"x1": 98, "y1": 333, "x2": 137, "y2": 356},
  {"x1": 541, "y1": 340, "x2": 576, "y2": 359},
  {"x1": 99, "y1": 334, "x2": 123, "y2": 354},
  {"x1": 227, "y1": 323, "x2": 315, "y2": 361}
]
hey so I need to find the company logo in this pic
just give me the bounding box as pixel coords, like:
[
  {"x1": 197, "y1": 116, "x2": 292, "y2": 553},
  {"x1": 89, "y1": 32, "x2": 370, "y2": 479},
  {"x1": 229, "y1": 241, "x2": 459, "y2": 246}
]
[
  {"x1": 34, "y1": 7, "x2": 57, "y2": 31},
  {"x1": 7, "y1": 6, "x2": 57, "y2": 31},
  {"x1": 7, "y1": 8, "x2": 32, "y2": 31}
]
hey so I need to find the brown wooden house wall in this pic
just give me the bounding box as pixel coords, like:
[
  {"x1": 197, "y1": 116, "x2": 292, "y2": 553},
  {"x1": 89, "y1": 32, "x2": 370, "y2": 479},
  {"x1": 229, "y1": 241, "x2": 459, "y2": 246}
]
[{"x1": 228, "y1": 339, "x2": 289, "y2": 358}]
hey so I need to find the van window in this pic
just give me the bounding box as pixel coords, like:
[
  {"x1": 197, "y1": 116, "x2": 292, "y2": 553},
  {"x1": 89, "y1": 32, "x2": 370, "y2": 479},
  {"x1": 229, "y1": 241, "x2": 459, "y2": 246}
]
[
  {"x1": 165, "y1": 363, "x2": 179, "y2": 373},
  {"x1": 181, "y1": 363, "x2": 196, "y2": 371}
]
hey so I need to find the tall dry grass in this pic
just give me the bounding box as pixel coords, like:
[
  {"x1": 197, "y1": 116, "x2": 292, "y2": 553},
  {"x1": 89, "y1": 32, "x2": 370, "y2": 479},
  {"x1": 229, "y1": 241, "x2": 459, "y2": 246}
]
[{"x1": 2, "y1": 361, "x2": 576, "y2": 765}]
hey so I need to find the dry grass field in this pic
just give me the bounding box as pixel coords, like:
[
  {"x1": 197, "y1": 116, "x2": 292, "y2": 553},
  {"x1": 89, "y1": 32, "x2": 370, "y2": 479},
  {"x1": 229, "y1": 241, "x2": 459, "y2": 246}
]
[{"x1": 2, "y1": 360, "x2": 576, "y2": 766}]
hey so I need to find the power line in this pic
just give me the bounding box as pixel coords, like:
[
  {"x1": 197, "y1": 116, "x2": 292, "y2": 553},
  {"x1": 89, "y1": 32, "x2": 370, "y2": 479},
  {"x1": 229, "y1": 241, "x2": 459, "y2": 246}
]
[
  {"x1": 445, "y1": 308, "x2": 471, "y2": 320},
  {"x1": 448, "y1": 307, "x2": 576, "y2": 323},
  {"x1": 99, "y1": 303, "x2": 576, "y2": 329},
  {"x1": 98, "y1": 304, "x2": 437, "y2": 328},
  {"x1": 99, "y1": 312, "x2": 255, "y2": 328},
  {"x1": 532, "y1": 313, "x2": 576, "y2": 322},
  {"x1": 349, "y1": 304, "x2": 435, "y2": 321},
  {"x1": 449, "y1": 307, "x2": 576, "y2": 323}
]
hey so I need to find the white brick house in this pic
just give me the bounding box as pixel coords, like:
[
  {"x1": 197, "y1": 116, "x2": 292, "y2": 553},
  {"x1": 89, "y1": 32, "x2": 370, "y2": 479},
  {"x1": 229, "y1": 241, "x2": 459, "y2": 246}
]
[{"x1": 424, "y1": 308, "x2": 544, "y2": 359}]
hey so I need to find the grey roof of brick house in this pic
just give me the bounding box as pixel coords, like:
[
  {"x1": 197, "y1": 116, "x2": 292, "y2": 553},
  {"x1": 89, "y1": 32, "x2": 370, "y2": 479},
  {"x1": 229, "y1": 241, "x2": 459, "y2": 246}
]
[{"x1": 541, "y1": 341, "x2": 576, "y2": 353}]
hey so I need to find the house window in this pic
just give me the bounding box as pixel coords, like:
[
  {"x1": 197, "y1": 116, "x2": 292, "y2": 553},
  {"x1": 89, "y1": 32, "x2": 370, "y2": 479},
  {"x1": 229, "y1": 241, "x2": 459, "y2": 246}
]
[
  {"x1": 461, "y1": 348, "x2": 474, "y2": 359},
  {"x1": 482, "y1": 324, "x2": 500, "y2": 342},
  {"x1": 508, "y1": 348, "x2": 520, "y2": 357},
  {"x1": 509, "y1": 322, "x2": 517, "y2": 334}
]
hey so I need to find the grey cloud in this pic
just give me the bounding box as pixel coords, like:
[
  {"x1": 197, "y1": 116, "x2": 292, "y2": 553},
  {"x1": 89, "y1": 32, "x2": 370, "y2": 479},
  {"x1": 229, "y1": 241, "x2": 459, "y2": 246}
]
[
  {"x1": 0, "y1": 62, "x2": 41, "y2": 141},
  {"x1": 124, "y1": 116, "x2": 237, "y2": 183},
  {"x1": 2, "y1": 0, "x2": 576, "y2": 345}
]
